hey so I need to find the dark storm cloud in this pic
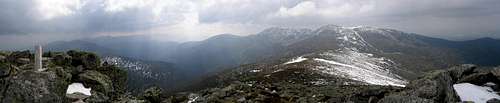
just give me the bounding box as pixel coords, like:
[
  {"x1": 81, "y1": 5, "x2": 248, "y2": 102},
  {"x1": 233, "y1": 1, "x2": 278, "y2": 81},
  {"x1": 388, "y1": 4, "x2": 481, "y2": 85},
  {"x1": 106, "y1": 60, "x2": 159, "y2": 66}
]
[
  {"x1": 0, "y1": 0, "x2": 499, "y2": 40},
  {"x1": 0, "y1": 0, "x2": 179, "y2": 35},
  {"x1": 0, "y1": 0, "x2": 39, "y2": 35}
]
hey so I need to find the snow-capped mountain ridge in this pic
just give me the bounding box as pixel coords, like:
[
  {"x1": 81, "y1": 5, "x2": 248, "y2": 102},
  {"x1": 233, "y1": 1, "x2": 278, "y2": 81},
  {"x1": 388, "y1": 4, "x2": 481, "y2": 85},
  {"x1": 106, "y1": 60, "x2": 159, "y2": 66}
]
[
  {"x1": 278, "y1": 25, "x2": 410, "y2": 87},
  {"x1": 282, "y1": 48, "x2": 407, "y2": 87},
  {"x1": 256, "y1": 27, "x2": 313, "y2": 46}
]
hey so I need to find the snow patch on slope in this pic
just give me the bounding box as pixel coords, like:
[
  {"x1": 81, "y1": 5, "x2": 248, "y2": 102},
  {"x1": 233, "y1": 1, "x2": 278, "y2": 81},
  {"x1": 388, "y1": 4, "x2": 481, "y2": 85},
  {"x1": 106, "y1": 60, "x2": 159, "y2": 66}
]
[
  {"x1": 312, "y1": 49, "x2": 407, "y2": 87},
  {"x1": 250, "y1": 69, "x2": 262, "y2": 73},
  {"x1": 283, "y1": 56, "x2": 308, "y2": 65},
  {"x1": 454, "y1": 83, "x2": 500, "y2": 103},
  {"x1": 102, "y1": 56, "x2": 166, "y2": 79},
  {"x1": 66, "y1": 83, "x2": 91, "y2": 96}
]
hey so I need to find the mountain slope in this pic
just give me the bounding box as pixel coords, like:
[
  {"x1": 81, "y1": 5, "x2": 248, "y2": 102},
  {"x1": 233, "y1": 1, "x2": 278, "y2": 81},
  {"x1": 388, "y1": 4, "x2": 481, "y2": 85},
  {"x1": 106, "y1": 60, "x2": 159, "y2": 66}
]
[
  {"x1": 101, "y1": 56, "x2": 188, "y2": 93},
  {"x1": 44, "y1": 24, "x2": 500, "y2": 94}
]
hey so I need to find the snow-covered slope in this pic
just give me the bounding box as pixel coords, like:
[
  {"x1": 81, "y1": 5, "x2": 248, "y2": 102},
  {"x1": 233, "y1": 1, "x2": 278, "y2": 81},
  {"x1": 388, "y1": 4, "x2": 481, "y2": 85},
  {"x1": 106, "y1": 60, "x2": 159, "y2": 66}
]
[
  {"x1": 102, "y1": 56, "x2": 163, "y2": 79},
  {"x1": 316, "y1": 25, "x2": 376, "y2": 50},
  {"x1": 101, "y1": 56, "x2": 175, "y2": 80},
  {"x1": 281, "y1": 25, "x2": 408, "y2": 87},
  {"x1": 311, "y1": 49, "x2": 407, "y2": 87}
]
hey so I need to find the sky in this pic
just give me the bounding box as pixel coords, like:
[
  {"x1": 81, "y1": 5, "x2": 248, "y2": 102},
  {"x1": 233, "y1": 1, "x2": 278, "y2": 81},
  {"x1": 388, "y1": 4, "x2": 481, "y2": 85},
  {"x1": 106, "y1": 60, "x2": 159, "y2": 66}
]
[{"x1": 0, "y1": 0, "x2": 499, "y2": 49}]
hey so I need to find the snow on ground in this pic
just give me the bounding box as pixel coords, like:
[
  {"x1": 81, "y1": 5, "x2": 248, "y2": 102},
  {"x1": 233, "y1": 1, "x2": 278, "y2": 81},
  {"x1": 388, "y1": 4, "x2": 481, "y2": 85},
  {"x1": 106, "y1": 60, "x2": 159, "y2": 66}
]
[
  {"x1": 283, "y1": 56, "x2": 308, "y2": 65},
  {"x1": 279, "y1": 26, "x2": 410, "y2": 87},
  {"x1": 66, "y1": 83, "x2": 92, "y2": 96},
  {"x1": 187, "y1": 93, "x2": 200, "y2": 103},
  {"x1": 454, "y1": 83, "x2": 500, "y2": 103},
  {"x1": 312, "y1": 49, "x2": 407, "y2": 87},
  {"x1": 250, "y1": 69, "x2": 262, "y2": 73}
]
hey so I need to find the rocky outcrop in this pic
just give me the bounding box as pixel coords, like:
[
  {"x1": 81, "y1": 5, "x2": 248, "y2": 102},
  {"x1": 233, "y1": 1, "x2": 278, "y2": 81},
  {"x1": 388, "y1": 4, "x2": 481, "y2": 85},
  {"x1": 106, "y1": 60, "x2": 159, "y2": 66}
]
[
  {"x1": 0, "y1": 50, "x2": 128, "y2": 103},
  {"x1": 67, "y1": 50, "x2": 101, "y2": 70},
  {"x1": 182, "y1": 64, "x2": 500, "y2": 103},
  {"x1": 1, "y1": 70, "x2": 71, "y2": 103},
  {"x1": 142, "y1": 86, "x2": 163, "y2": 103},
  {"x1": 77, "y1": 70, "x2": 114, "y2": 102},
  {"x1": 377, "y1": 95, "x2": 434, "y2": 103},
  {"x1": 6, "y1": 51, "x2": 32, "y2": 65},
  {"x1": 0, "y1": 63, "x2": 11, "y2": 77},
  {"x1": 379, "y1": 64, "x2": 500, "y2": 103}
]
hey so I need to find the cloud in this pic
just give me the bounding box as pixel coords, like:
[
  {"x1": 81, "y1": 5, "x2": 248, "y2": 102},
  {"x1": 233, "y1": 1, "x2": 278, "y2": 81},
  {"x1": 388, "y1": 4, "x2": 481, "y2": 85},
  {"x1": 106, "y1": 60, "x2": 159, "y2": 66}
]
[
  {"x1": 35, "y1": 0, "x2": 83, "y2": 20},
  {"x1": 0, "y1": 0, "x2": 500, "y2": 48},
  {"x1": 276, "y1": 1, "x2": 316, "y2": 17}
]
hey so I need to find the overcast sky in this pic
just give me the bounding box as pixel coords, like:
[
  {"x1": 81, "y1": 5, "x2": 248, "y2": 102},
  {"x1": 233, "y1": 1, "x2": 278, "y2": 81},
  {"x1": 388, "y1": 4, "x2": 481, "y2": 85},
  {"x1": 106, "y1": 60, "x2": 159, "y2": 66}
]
[{"x1": 1, "y1": 0, "x2": 499, "y2": 50}]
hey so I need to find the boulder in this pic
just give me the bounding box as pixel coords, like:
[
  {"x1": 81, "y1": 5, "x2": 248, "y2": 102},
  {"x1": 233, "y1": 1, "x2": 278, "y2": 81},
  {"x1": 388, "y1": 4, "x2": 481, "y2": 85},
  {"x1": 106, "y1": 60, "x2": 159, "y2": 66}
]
[
  {"x1": 98, "y1": 64, "x2": 128, "y2": 95},
  {"x1": 377, "y1": 95, "x2": 434, "y2": 103},
  {"x1": 381, "y1": 64, "x2": 477, "y2": 103},
  {"x1": 67, "y1": 50, "x2": 101, "y2": 70},
  {"x1": 447, "y1": 64, "x2": 476, "y2": 81},
  {"x1": 0, "y1": 63, "x2": 10, "y2": 77},
  {"x1": 66, "y1": 92, "x2": 91, "y2": 102},
  {"x1": 488, "y1": 98, "x2": 500, "y2": 103},
  {"x1": 16, "y1": 58, "x2": 30, "y2": 65},
  {"x1": 6, "y1": 51, "x2": 31, "y2": 64},
  {"x1": 52, "y1": 53, "x2": 72, "y2": 66},
  {"x1": 402, "y1": 70, "x2": 458, "y2": 102},
  {"x1": 85, "y1": 91, "x2": 110, "y2": 103},
  {"x1": 142, "y1": 86, "x2": 163, "y2": 103},
  {"x1": 457, "y1": 72, "x2": 498, "y2": 85},
  {"x1": 0, "y1": 70, "x2": 70, "y2": 103},
  {"x1": 77, "y1": 70, "x2": 113, "y2": 94},
  {"x1": 490, "y1": 67, "x2": 500, "y2": 80},
  {"x1": 0, "y1": 55, "x2": 5, "y2": 62}
]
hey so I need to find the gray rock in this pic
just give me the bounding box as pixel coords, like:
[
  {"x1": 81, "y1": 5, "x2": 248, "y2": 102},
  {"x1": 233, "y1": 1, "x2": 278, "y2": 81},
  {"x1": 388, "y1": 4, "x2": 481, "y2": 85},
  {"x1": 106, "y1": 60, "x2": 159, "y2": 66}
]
[
  {"x1": 78, "y1": 70, "x2": 113, "y2": 94},
  {"x1": 66, "y1": 92, "x2": 91, "y2": 102},
  {"x1": 403, "y1": 70, "x2": 459, "y2": 102},
  {"x1": 0, "y1": 70, "x2": 70, "y2": 103},
  {"x1": 384, "y1": 64, "x2": 477, "y2": 103},
  {"x1": 6, "y1": 51, "x2": 31, "y2": 64},
  {"x1": 447, "y1": 64, "x2": 476, "y2": 81},
  {"x1": 0, "y1": 63, "x2": 10, "y2": 77},
  {"x1": 142, "y1": 86, "x2": 163, "y2": 103},
  {"x1": 85, "y1": 91, "x2": 110, "y2": 103},
  {"x1": 16, "y1": 58, "x2": 31, "y2": 65},
  {"x1": 67, "y1": 50, "x2": 101, "y2": 70},
  {"x1": 488, "y1": 98, "x2": 500, "y2": 103},
  {"x1": 457, "y1": 72, "x2": 496, "y2": 85},
  {"x1": 490, "y1": 67, "x2": 500, "y2": 80},
  {"x1": 52, "y1": 53, "x2": 72, "y2": 66},
  {"x1": 0, "y1": 55, "x2": 5, "y2": 62},
  {"x1": 377, "y1": 95, "x2": 435, "y2": 103}
]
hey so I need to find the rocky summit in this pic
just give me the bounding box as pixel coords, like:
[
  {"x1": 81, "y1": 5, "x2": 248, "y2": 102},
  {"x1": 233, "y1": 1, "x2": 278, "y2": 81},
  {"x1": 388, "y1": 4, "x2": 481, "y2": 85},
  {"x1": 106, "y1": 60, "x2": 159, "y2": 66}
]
[
  {"x1": 0, "y1": 50, "x2": 135, "y2": 103},
  {"x1": 2, "y1": 51, "x2": 500, "y2": 103}
]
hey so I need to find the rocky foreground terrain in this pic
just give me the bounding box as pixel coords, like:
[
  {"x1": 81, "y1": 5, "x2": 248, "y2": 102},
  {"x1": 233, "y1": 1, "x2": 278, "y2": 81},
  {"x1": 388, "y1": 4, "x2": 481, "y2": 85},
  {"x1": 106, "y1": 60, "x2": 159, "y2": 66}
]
[
  {"x1": 176, "y1": 63, "x2": 500, "y2": 103},
  {"x1": 1, "y1": 50, "x2": 500, "y2": 103},
  {"x1": 0, "y1": 50, "x2": 143, "y2": 103}
]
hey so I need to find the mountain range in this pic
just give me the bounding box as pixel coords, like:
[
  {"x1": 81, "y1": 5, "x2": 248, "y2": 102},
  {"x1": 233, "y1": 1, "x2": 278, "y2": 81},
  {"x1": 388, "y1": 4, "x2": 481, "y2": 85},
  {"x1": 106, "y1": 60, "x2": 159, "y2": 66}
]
[{"x1": 44, "y1": 24, "x2": 500, "y2": 92}]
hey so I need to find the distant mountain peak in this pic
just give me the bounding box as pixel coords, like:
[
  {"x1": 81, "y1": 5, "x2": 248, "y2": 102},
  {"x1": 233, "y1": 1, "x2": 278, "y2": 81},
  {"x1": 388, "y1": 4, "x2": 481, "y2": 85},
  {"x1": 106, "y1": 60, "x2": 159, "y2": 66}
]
[
  {"x1": 255, "y1": 27, "x2": 313, "y2": 46},
  {"x1": 258, "y1": 27, "x2": 312, "y2": 36},
  {"x1": 205, "y1": 34, "x2": 241, "y2": 41},
  {"x1": 476, "y1": 37, "x2": 497, "y2": 41}
]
